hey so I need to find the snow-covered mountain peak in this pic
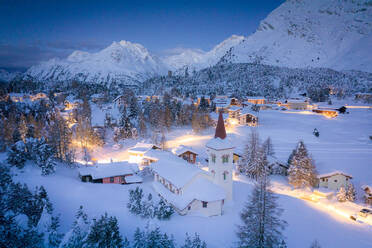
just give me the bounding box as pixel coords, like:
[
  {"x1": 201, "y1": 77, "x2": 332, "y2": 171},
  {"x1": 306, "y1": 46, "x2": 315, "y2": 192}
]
[
  {"x1": 24, "y1": 39, "x2": 168, "y2": 86},
  {"x1": 223, "y1": 0, "x2": 372, "y2": 72},
  {"x1": 163, "y1": 34, "x2": 245, "y2": 71}
]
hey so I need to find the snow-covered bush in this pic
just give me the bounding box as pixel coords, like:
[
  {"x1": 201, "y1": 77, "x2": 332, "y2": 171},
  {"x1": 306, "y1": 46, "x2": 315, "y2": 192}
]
[
  {"x1": 156, "y1": 198, "x2": 174, "y2": 220},
  {"x1": 182, "y1": 233, "x2": 207, "y2": 248}
]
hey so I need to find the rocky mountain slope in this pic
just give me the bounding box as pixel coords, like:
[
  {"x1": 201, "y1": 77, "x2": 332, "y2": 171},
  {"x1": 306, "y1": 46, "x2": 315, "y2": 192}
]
[{"x1": 220, "y1": 0, "x2": 372, "y2": 72}]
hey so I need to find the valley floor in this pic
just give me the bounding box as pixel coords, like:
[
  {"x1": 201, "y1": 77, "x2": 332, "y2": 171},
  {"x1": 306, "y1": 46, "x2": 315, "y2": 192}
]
[{"x1": 7, "y1": 100, "x2": 372, "y2": 247}]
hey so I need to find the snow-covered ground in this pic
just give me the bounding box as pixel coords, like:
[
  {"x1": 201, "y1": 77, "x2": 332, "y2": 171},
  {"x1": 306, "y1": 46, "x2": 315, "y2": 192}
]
[{"x1": 8, "y1": 100, "x2": 372, "y2": 247}]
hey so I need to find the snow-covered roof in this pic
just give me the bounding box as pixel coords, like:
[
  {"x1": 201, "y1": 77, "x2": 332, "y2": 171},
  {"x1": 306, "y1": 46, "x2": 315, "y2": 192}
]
[
  {"x1": 143, "y1": 149, "x2": 172, "y2": 161},
  {"x1": 267, "y1": 155, "x2": 287, "y2": 167},
  {"x1": 78, "y1": 162, "x2": 139, "y2": 180},
  {"x1": 171, "y1": 145, "x2": 198, "y2": 156},
  {"x1": 287, "y1": 99, "x2": 308, "y2": 103},
  {"x1": 150, "y1": 155, "x2": 206, "y2": 189},
  {"x1": 318, "y1": 171, "x2": 352, "y2": 179},
  {"x1": 228, "y1": 106, "x2": 241, "y2": 111},
  {"x1": 240, "y1": 108, "x2": 257, "y2": 116},
  {"x1": 215, "y1": 102, "x2": 230, "y2": 108},
  {"x1": 361, "y1": 185, "x2": 372, "y2": 192},
  {"x1": 128, "y1": 143, "x2": 159, "y2": 154},
  {"x1": 152, "y1": 177, "x2": 225, "y2": 210},
  {"x1": 125, "y1": 175, "x2": 143, "y2": 184},
  {"x1": 206, "y1": 137, "x2": 234, "y2": 150},
  {"x1": 247, "y1": 96, "x2": 266, "y2": 100}
]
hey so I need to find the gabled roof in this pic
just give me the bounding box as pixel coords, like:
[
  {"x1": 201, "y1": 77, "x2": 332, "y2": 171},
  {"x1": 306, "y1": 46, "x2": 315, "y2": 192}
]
[
  {"x1": 78, "y1": 162, "x2": 139, "y2": 180},
  {"x1": 171, "y1": 145, "x2": 198, "y2": 156},
  {"x1": 128, "y1": 143, "x2": 160, "y2": 154},
  {"x1": 152, "y1": 177, "x2": 226, "y2": 210},
  {"x1": 318, "y1": 171, "x2": 352, "y2": 179},
  {"x1": 150, "y1": 155, "x2": 206, "y2": 189}
]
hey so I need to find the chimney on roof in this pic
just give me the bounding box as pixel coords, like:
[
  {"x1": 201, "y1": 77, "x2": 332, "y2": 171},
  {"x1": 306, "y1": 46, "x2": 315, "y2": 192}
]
[{"x1": 215, "y1": 111, "x2": 227, "y2": 139}]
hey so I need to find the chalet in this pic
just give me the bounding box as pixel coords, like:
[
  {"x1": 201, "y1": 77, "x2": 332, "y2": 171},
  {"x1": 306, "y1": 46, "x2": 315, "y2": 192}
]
[
  {"x1": 239, "y1": 109, "x2": 258, "y2": 126},
  {"x1": 230, "y1": 97, "x2": 240, "y2": 106},
  {"x1": 355, "y1": 93, "x2": 372, "y2": 103},
  {"x1": 267, "y1": 155, "x2": 288, "y2": 176},
  {"x1": 91, "y1": 93, "x2": 106, "y2": 104},
  {"x1": 361, "y1": 185, "x2": 372, "y2": 205},
  {"x1": 195, "y1": 95, "x2": 211, "y2": 106},
  {"x1": 246, "y1": 96, "x2": 266, "y2": 105},
  {"x1": 128, "y1": 143, "x2": 161, "y2": 164},
  {"x1": 227, "y1": 106, "x2": 241, "y2": 119},
  {"x1": 78, "y1": 162, "x2": 142, "y2": 184},
  {"x1": 281, "y1": 99, "x2": 311, "y2": 110},
  {"x1": 151, "y1": 112, "x2": 233, "y2": 217},
  {"x1": 318, "y1": 171, "x2": 352, "y2": 191},
  {"x1": 171, "y1": 145, "x2": 198, "y2": 164},
  {"x1": 312, "y1": 109, "x2": 338, "y2": 118}
]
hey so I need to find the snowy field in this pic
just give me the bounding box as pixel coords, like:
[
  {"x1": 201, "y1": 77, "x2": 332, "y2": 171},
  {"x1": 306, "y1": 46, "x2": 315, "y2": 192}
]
[{"x1": 9, "y1": 102, "x2": 372, "y2": 248}]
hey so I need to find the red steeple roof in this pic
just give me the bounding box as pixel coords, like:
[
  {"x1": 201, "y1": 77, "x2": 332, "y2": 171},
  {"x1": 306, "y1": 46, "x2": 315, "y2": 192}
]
[{"x1": 214, "y1": 111, "x2": 227, "y2": 139}]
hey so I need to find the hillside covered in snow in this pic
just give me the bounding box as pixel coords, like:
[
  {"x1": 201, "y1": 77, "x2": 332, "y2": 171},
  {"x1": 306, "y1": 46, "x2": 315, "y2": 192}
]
[
  {"x1": 24, "y1": 41, "x2": 168, "y2": 87},
  {"x1": 142, "y1": 63, "x2": 372, "y2": 99},
  {"x1": 221, "y1": 0, "x2": 372, "y2": 72}
]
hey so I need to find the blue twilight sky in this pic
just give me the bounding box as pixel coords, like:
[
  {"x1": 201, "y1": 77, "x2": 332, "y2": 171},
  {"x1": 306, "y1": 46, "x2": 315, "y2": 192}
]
[{"x1": 0, "y1": 0, "x2": 284, "y2": 71}]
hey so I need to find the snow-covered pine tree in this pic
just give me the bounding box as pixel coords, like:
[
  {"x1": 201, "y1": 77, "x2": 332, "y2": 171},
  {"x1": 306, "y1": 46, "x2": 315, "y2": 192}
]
[
  {"x1": 182, "y1": 233, "x2": 207, "y2": 248},
  {"x1": 156, "y1": 198, "x2": 174, "y2": 220},
  {"x1": 346, "y1": 183, "x2": 356, "y2": 202},
  {"x1": 236, "y1": 172, "x2": 286, "y2": 248},
  {"x1": 337, "y1": 186, "x2": 347, "y2": 202},
  {"x1": 7, "y1": 140, "x2": 28, "y2": 168},
  {"x1": 141, "y1": 193, "x2": 156, "y2": 219},
  {"x1": 139, "y1": 226, "x2": 176, "y2": 248},
  {"x1": 287, "y1": 141, "x2": 317, "y2": 189},
  {"x1": 85, "y1": 213, "x2": 125, "y2": 248},
  {"x1": 262, "y1": 137, "x2": 275, "y2": 157},
  {"x1": 36, "y1": 206, "x2": 62, "y2": 248},
  {"x1": 240, "y1": 131, "x2": 265, "y2": 179},
  {"x1": 60, "y1": 206, "x2": 90, "y2": 248},
  {"x1": 127, "y1": 187, "x2": 144, "y2": 215}
]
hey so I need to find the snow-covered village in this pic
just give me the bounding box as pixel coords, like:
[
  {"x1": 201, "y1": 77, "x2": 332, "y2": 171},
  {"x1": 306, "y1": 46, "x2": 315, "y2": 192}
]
[{"x1": 1, "y1": 0, "x2": 372, "y2": 247}]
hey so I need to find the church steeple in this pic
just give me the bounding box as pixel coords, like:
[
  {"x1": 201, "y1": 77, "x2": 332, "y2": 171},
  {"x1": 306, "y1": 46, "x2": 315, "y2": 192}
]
[{"x1": 214, "y1": 111, "x2": 226, "y2": 139}]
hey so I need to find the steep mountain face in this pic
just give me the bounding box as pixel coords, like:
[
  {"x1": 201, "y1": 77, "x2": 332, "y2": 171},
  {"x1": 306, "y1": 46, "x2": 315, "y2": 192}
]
[
  {"x1": 0, "y1": 69, "x2": 22, "y2": 82},
  {"x1": 24, "y1": 41, "x2": 168, "y2": 86},
  {"x1": 163, "y1": 35, "x2": 245, "y2": 72},
  {"x1": 222, "y1": 0, "x2": 372, "y2": 72}
]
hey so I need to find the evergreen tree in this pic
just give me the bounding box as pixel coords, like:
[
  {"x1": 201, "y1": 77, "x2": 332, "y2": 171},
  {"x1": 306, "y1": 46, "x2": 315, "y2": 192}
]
[
  {"x1": 7, "y1": 141, "x2": 27, "y2": 168},
  {"x1": 262, "y1": 137, "x2": 275, "y2": 157},
  {"x1": 127, "y1": 187, "x2": 144, "y2": 215},
  {"x1": 337, "y1": 186, "x2": 347, "y2": 202},
  {"x1": 288, "y1": 141, "x2": 317, "y2": 189},
  {"x1": 85, "y1": 213, "x2": 124, "y2": 248},
  {"x1": 141, "y1": 193, "x2": 156, "y2": 219},
  {"x1": 134, "y1": 226, "x2": 176, "y2": 248},
  {"x1": 236, "y1": 173, "x2": 286, "y2": 248},
  {"x1": 182, "y1": 233, "x2": 207, "y2": 248},
  {"x1": 156, "y1": 198, "x2": 174, "y2": 220},
  {"x1": 346, "y1": 183, "x2": 356, "y2": 202},
  {"x1": 61, "y1": 206, "x2": 90, "y2": 248}
]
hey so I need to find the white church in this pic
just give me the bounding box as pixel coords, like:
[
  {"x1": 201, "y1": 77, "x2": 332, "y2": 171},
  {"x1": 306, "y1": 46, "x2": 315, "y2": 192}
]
[{"x1": 150, "y1": 112, "x2": 234, "y2": 217}]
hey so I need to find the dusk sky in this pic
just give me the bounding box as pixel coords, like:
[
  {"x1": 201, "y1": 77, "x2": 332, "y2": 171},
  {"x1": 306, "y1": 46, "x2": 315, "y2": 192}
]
[{"x1": 0, "y1": 0, "x2": 284, "y2": 71}]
